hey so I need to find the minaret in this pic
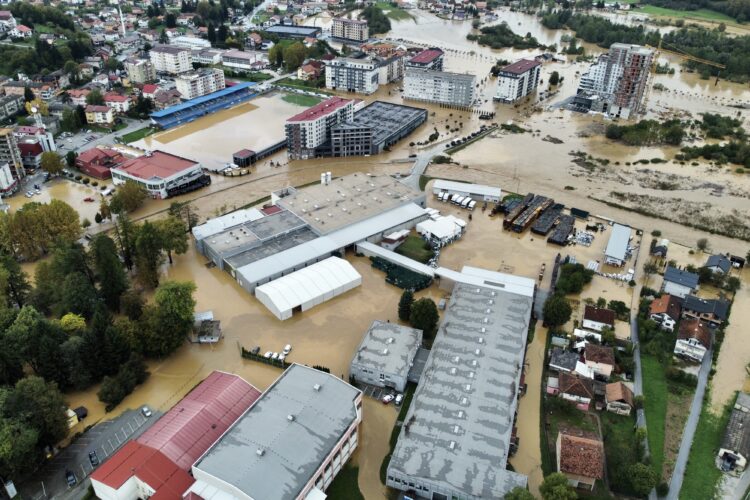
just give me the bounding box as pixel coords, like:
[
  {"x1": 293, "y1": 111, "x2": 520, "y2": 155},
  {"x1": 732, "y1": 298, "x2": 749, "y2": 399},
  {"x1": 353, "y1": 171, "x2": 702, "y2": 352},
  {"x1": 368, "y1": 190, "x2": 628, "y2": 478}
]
[{"x1": 117, "y1": 0, "x2": 126, "y2": 36}]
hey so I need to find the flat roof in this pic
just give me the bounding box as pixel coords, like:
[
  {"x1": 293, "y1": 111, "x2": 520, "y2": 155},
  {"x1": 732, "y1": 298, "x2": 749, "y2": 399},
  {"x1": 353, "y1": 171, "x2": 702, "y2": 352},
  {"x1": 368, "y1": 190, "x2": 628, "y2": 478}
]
[
  {"x1": 352, "y1": 320, "x2": 422, "y2": 379},
  {"x1": 501, "y1": 58, "x2": 541, "y2": 75},
  {"x1": 264, "y1": 24, "x2": 321, "y2": 35},
  {"x1": 113, "y1": 150, "x2": 199, "y2": 181},
  {"x1": 276, "y1": 172, "x2": 424, "y2": 235},
  {"x1": 405, "y1": 67, "x2": 476, "y2": 84},
  {"x1": 204, "y1": 209, "x2": 308, "y2": 257},
  {"x1": 356, "y1": 241, "x2": 435, "y2": 277},
  {"x1": 193, "y1": 364, "x2": 361, "y2": 500},
  {"x1": 387, "y1": 279, "x2": 532, "y2": 497},
  {"x1": 433, "y1": 179, "x2": 502, "y2": 198},
  {"x1": 409, "y1": 48, "x2": 443, "y2": 65},
  {"x1": 224, "y1": 226, "x2": 318, "y2": 270},
  {"x1": 151, "y1": 82, "x2": 256, "y2": 118},
  {"x1": 192, "y1": 208, "x2": 264, "y2": 241},
  {"x1": 286, "y1": 96, "x2": 352, "y2": 123},
  {"x1": 151, "y1": 44, "x2": 189, "y2": 54},
  {"x1": 604, "y1": 223, "x2": 631, "y2": 261},
  {"x1": 332, "y1": 101, "x2": 427, "y2": 147}
]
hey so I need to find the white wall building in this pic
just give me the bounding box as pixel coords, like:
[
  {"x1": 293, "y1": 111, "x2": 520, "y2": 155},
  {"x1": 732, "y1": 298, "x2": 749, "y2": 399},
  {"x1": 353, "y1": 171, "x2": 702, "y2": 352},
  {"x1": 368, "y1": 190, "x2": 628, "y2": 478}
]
[
  {"x1": 0, "y1": 162, "x2": 16, "y2": 193},
  {"x1": 325, "y1": 57, "x2": 380, "y2": 94},
  {"x1": 222, "y1": 49, "x2": 265, "y2": 71},
  {"x1": 124, "y1": 58, "x2": 156, "y2": 84},
  {"x1": 432, "y1": 179, "x2": 502, "y2": 202},
  {"x1": 110, "y1": 151, "x2": 204, "y2": 199},
  {"x1": 149, "y1": 45, "x2": 192, "y2": 74},
  {"x1": 403, "y1": 67, "x2": 476, "y2": 108},
  {"x1": 332, "y1": 17, "x2": 369, "y2": 42},
  {"x1": 495, "y1": 59, "x2": 541, "y2": 103},
  {"x1": 285, "y1": 96, "x2": 354, "y2": 160},
  {"x1": 170, "y1": 35, "x2": 211, "y2": 50},
  {"x1": 175, "y1": 68, "x2": 226, "y2": 100}
]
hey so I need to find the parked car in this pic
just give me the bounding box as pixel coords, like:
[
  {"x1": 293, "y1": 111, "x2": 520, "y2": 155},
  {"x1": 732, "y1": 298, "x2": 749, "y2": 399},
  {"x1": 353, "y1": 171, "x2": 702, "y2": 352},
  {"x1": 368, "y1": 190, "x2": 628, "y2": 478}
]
[
  {"x1": 250, "y1": 346, "x2": 260, "y2": 355},
  {"x1": 283, "y1": 344, "x2": 292, "y2": 355},
  {"x1": 264, "y1": 351, "x2": 272, "y2": 358},
  {"x1": 395, "y1": 393, "x2": 404, "y2": 406},
  {"x1": 382, "y1": 393, "x2": 395, "y2": 404},
  {"x1": 141, "y1": 406, "x2": 152, "y2": 418},
  {"x1": 278, "y1": 354, "x2": 285, "y2": 362},
  {"x1": 65, "y1": 470, "x2": 77, "y2": 487},
  {"x1": 271, "y1": 352, "x2": 279, "y2": 360},
  {"x1": 89, "y1": 451, "x2": 99, "y2": 467}
]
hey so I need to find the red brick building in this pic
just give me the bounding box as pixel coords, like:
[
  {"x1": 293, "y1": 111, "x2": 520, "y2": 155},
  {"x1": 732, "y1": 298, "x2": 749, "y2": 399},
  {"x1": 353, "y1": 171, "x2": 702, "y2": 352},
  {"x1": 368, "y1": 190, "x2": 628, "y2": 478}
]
[{"x1": 76, "y1": 147, "x2": 126, "y2": 179}]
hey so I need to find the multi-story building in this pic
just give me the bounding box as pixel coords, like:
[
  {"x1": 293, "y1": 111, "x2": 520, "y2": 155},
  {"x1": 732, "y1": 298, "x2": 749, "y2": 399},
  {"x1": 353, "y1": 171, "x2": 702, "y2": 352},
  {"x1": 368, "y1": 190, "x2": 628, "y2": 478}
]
[
  {"x1": 175, "y1": 68, "x2": 226, "y2": 100},
  {"x1": 494, "y1": 58, "x2": 541, "y2": 103},
  {"x1": 325, "y1": 56, "x2": 379, "y2": 94},
  {"x1": 110, "y1": 150, "x2": 207, "y2": 199},
  {"x1": 0, "y1": 128, "x2": 23, "y2": 180},
  {"x1": 285, "y1": 96, "x2": 354, "y2": 159},
  {"x1": 104, "y1": 93, "x2": 131, "y2": 113},
  {"x1": 124, "y1": 58, "x2": 155, "y2": 84},
  {"x1": 170, "y1": 35, "x2": 211, "y2": 50},
  {"x1": 191, "y1": 48, "x2": 223, "y2": 65},
  {"x1": 0, "y1": 162, "x2": 16, "y2": 194},
  {"x1": 222, "y1": 49, "x2": 266, "y2": 72},
  {"x1": 0, "y1": 94, "x2": 23, "y2": 121},
  {"x1": 331, "y1": 17, "x2": 369, "y2": 42},
  {"x1": 149, "y1": 44, "x2": 192, "y2": 74},
  {"x1": 576, "y1": 43, "x2": 654, "y2": 119},
  {"x1": 85, "y1": 105, "x2": 114, "y2": 125},
  {"x1": 403, "y1": 67, "x2": 476, "y2": 108},
  {"x1": 406, "y1": 47, "x2": 444, "y2": 71}
]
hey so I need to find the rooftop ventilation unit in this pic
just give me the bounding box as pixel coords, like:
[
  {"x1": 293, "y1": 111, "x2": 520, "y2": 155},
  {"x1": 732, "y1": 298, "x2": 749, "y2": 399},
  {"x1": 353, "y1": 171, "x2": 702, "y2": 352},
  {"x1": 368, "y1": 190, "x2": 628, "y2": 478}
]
[
  {"x1": 457, "y1": 410, "x2": 464, "y2": 418},
  {"x1": 469, "y1": 371, "x2": 475, "y2": 379},
  {"x1": 287, "y1": 414, "x2": 295, "y2": 422},
  {"x1": 450, "y1": 367, "x2": 457, "y2": 375},
  {"x1": 449, "y1": 441, "x2": 456, "y2": 450},
  {"x1": 481, "y1": 327, "x2": 486, "y2": 333},
  {"x1": 486, "y1": 309, "x2": 491, "y2": 314},
  {"x1": 386, "y1": 337, "x2": 394, "y2": 344},
  {"x1": 453, "y1": 356, "x2": 460, "y2": 363},
  {"x1": 483, "y1": 318, "x2": 489, "y2": 324},
  {"x1": 313, "y1": 383, "x2": 321, "y2": 391},
  {"x1": 491, "y1": 291, "x2": 496, "y2": 296},
  {"x1": 476, "y1": 288, "x2": 481, "y2": 293},
  {"x1": 478, "y1": 337, "x2": 484, "y2": 344},
  {"x1": 471, "y1": 360, "x2": 477, "y2": 367},
  {"x1": 461, "y1": 397, "x2": 468, "y2": 405},
  {"x1": 256, "y1": 448, "x2": 265, "y2": 457},
  {"x1": 383, "y1": 348, "x2": 389, "y2": 355},
  {"x1": 488, "y1": 299, "x2": 494, "y2": 305},
  {"x1": 453, "y1": 425, "x2": 460, "y2": 434},
  {"x1": 465, "y1": 384, "x2": 471, "y2": 391}
]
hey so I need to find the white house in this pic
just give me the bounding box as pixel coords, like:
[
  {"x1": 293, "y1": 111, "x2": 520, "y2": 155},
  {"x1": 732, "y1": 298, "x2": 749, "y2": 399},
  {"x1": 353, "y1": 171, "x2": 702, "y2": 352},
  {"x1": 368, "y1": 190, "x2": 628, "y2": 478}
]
[
  {"x1": 583, "y1": 344, "x2": 615, "y2": 379},
  {"x1": 581, "y1": 305, "x2": 615, "y2": 332},
  {"x1": 10, "y1": 24, "x2": 32, "y2": 38},
  {"x1": 674, "y1": 318, "x2": 711, "y2": 363}
]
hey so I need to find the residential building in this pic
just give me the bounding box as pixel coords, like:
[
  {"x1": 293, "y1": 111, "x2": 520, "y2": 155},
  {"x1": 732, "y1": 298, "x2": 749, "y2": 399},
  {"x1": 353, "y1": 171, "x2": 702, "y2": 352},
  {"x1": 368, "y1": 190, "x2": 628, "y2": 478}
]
[
  {"x1": 67, "y1": 89, "x2": 90, "y2": 107},
  {"x1": 0, "y1": 128, "x2": 23, "y2": 179},
  {"x1": 264, "y1": 24, "x2": 321, "y2": 39},
  {"x1": 17, "y1": 139, "x2": 43, "y2": 171},
  {"x1": 350, "y1": 320, "x2": 423, "y2": 393},
  {"x1": 153, "y1": 89, "x2": 182, "y2": 110},
  {"x1": 558, "y1": 372, "x2": 595, "y2": 410},
  {"x1": 0, "y1": 94, "x2": 23, "y2": 121},
  {"x1": 14, "y1": 126, "x2": 55, "y2": 153},
  {"x1": 10, "y1": 24, "x2": 31, "y2": 38},
  {"x1": 548, "y1": 348, "x2": 593, "y2": 379},
  {"x1": 718, "y1": 393, "x2": 750, "y2": 474},
  {"x1": 91, "y1": 371, "x2": 261, "y2": 500},
  {"x1": 575, "y1": 43, "x2": 654, "y2": 119},
  {"x1": 0, "y1": 161, "x2": 17, "y2": 194},
  {"x1": 584, "y1": 344, "x2": 615, "y2": 379},
  {"x1": 124, "y1": 58, "x2": 156, "y2": 84},
  {"x1": 331, "y1": 17, "x2": 369, "y2": 42},
  {"x1": 192, "y1": 48, "x2": 223, "y2": 66},
  {"x1": 682, "y1": 295, "x2": 730, "y2": 327},
  {"x1": 605, "y1": 381, "x2": 634, "y2": 416},
  {"x1": 406, "y1": 47, "x2": 444, "y2": 71},
  {"x1": 604, "y1": 223, "x2": 632, "y2": 266},
  {"x1": 556, "y1": 433, "x2": 604, "y2": 490},
  {"x1": 149, "y1": 45, "x2": 192, "y2": 74},
  {"x1": 111, "y1": 150, "x2": 207, "y2": 199},
  {"x1": 582, "y1": 305, "x2": 615, "y2": 332},
  {"x1": 170, "y1": 35, "x2": 211, "y2": 50},
  {"x1": 85, "y1": 105, "x2": 114, "y2": 125},
  {"x1": 175, "y1": 68, "x2": 226, "y2": 100},
  {"x1": 325, "y1": 56, "x2": 380, "y2": 94},
  {"x1": 649, "y1": 294, "x2": 682, "y2": 331},
  {"x1": 403, "y1": 67, "x2": 476, "y2": 108},
  {"x1": 188, "y1": 364, "x2": 362, "y2": 500},
  {"x1": 297, "y1": 60, "x2": 324, "y2": 81},
  {"x1": 662, "y1": 266, "x2": 699, "y2": 299},
  {"x1": 387, "y1": 270, "x2": 534, "y2": 499},
  {"x1": 285, "y1": 96, "x2": 355, "y2": 160},
  {"x1": 104, "y1": 93, "x2": 131, "y2": 113},
  {"x1": 674, "y1": 318, "x2": 711, "y2": 363},
  {"x1": 222, "y1": 49, "x2": 266, "y2": 71},
  {"x1": 494, "y1": 59, "x2": 541, "y2": 103},
  {"x1": 75, "y1": 147, "x2": 126, "y2": 179},
  {"x1": 0, "y1": 10, "x2": 16, "y2": 31},
  {"x1": 704, "y1": 254, "x2": 732, "y2": 274}
]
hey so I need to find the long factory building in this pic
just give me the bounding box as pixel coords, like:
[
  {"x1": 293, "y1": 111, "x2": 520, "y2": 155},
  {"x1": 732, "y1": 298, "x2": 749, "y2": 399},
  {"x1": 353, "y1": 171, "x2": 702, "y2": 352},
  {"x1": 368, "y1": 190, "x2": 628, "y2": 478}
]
[{"x1": 192, "y1": 172, "x2": 428, "y2": 299}]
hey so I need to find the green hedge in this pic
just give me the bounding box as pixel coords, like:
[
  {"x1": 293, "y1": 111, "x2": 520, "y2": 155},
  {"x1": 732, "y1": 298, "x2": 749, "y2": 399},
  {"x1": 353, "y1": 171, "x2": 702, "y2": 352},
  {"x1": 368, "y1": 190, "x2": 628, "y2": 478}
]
[{"x1": 370, "y1": 256, "x2": 432, "y2": 291}]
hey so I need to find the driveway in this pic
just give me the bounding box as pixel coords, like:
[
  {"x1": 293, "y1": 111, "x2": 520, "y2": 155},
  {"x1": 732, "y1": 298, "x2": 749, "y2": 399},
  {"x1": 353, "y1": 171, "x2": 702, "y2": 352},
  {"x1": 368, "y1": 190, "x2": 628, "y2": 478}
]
[{"x1": 17, "y1": 408, "x2": 162, "y2": 500}]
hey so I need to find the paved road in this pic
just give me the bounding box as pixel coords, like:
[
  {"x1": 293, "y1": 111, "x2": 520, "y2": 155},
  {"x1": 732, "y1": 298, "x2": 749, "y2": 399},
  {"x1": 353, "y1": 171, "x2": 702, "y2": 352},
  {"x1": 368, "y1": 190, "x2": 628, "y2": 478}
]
[
  {"x1": 18, "y1": 408, "x2": 162, "y2": 500},
  {"x1": 667, "y1": 348, "x2": 713, "y2": 500},
  {"x1": 56, "y1": 118, "x2": 149, "y2": 155},
  {"x1": 733, "y1": 469, "x2": 750, "y2": 500}
]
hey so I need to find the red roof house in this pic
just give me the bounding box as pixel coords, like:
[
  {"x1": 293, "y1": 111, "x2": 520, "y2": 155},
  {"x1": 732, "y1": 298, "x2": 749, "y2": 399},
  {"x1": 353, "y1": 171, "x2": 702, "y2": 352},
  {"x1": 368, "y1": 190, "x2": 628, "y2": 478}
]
[
  {"x1": 76, "y1": 147, "x2": 125, "y2": 179},
  {"x1": 91, "y1": 371, "x2": 261, "y2": 500}
]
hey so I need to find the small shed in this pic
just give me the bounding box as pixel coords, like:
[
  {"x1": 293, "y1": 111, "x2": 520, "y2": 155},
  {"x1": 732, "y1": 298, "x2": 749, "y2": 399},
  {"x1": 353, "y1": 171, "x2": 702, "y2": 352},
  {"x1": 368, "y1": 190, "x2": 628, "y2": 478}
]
[
  {"x1": 604, "y1": 223, "x2": 632, "y2": 266},
  {"x1": 233, "y1": 149, "x2": 256, "y2": 168}
]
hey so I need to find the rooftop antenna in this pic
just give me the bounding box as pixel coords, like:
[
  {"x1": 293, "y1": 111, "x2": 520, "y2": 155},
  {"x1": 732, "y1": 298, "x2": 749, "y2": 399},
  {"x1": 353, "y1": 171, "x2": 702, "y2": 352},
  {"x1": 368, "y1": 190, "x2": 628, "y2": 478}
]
[
  {"x1": 116, "y1": 0, "x2": 126, "y2": 36},
  {"x1": 30, "y1": 106, "x2": 44, "y2": 129}
]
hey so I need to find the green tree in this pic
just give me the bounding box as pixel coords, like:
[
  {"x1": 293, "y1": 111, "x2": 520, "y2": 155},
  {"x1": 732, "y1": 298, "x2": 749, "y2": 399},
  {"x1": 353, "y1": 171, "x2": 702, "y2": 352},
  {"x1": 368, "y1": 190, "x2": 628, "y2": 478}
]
[
  {"x1": 111, "y1": 181, "x2": 148, "y2": 213},
  {"x1": 40, "y1": 151, "x2": 64, "y2": 175},
  {"x1": 726, "y1": 276, "x2": 741, "y2": 293},
  {"x1": 4, "y1": 306, "x2": 45, "y2": 369},
  {"x1": 91, "y1": 234, "x2": 129, "y2": 311},
  {"x1": 282, "y1": 42, "x2": 307, "y2": 71},
  {"x1": 168, "y1": 201, "x2": 199, "y2": 231},
  {"x1": 0, "y1": 254, "x2": 30, "y2": 307},
  {"x1": 543, "y1": 294, "x2": 572, "y2": 329},
  {"x1": 65, "y1": 150, "x2": 77, "y2": 168},
  {"x1": 28, "y1": 261, "x2": 56, "y2": 314},
  {"x1": 86, "y1": 88, "x2": 104, "y2": 105},
  {"x1": 409, "y1": 297, "x2": 439, "y2": 340},
  {"x1": 0, "y1": 340, "x2": 23, "y2": 386},
  {"x1": 155, "y1": 216, "x2": 188, "y2": 264},
  {"x1": 148, "y1": 281, "x2": 196, "y2": 356},
  {"x1": 60, "y1": 272, "x2": 98, "y2": 319},
  {"x1": 24, "y1": 86, "x2": 35, "y2": 102},
  {"x1": 549, "y1": 71, "x2": 560, "y2": 86},
  {"x1": 540, "y1": 472, "x2": 576, "y2": 500},
  {"x1": 113, "y1": 211, "x2": 136, "y2": 270},
  {"x1": 505, "y1": 487, "x2": 535, "y2": 500},
  {"x1": 0, "y1": 418, "x2": 39, "y2": 478},
  {"x1": 135, "y1": 221, "x2": 163, "y2": 288},
  {"x1": 696, "y1": 237, "x2": 709, "y2": 252},
  {"x1": 121, "y1": 289, "x2": 145, "y2": 320},
  {"x1": 98, "y1": 353, "x2": 149, "y2": 411},
  {"x1": 60, "y1": 336, "x2": 92, "y2": 390},
  {"x1": 6, "y1": 376, "x2": 68, "y2": 447},
  {"x1": 643, "y1": 260, "x2": 658, "y2": 286},
  {"x1": 165, "y1": 12, "x2": 177, "y2": 28},
  {"x1": 398, "y1": 290, "x2": 414, "y2": 322},
  {"x1": 159, "y1": 27, "x2": 169, "y2": 44},
  {"x1": 59, "y1": 312, "x2": 86, "y2": 335},
  {"x1": 628, "y1": 462, "x2": 658, "y2": 496}
]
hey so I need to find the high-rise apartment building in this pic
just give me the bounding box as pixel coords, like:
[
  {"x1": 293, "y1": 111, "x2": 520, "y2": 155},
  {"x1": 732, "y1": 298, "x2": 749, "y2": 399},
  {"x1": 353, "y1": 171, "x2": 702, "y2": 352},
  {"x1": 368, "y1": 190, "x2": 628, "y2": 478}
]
[
  {"x1": 285, "y1": 97, "x2": 355, "y2": 160},
  {"x1": 494, "y1": 59, "x2": 541, "y2": 103},
  {"x1": 332, "y1": 17, "x2": 369, "y2": 42},
  {"x1": 124, "y1": 58, "x2": 156, "y2": 84},
  {"x1": 0, "y1": 128, "x2": 23, "y2": 180},
  {"x1": 175, "y1": 68, "x2": 226, "y2": 100},
  {"x1": 406, "y1": 48, "x2": 444, "y2": 71},
  {"x1": 403, "y1": 68, "x2": 476, "y2": 108},
  {"x1": 149, "y1": 45, "x2": 192, "y2": 74},
  {"x1": 325, "y1": 56, "x2": 380, "y2": 94}
]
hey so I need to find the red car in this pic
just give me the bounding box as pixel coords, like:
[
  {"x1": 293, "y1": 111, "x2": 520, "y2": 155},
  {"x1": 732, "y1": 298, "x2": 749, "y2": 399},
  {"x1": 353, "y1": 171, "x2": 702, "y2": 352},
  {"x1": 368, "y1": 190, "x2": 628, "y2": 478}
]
[{"x1": 83, "y1": 197, "x2": 95, "y2": 202}]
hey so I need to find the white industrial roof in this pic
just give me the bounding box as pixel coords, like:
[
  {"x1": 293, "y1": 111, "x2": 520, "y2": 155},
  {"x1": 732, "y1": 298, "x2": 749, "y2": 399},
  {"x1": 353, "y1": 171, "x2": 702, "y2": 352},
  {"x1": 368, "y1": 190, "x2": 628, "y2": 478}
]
[
  {"x1": 237, "y1": 203, "x2": 427, "y2": 286},
  {"x1": 433, "y1": 179, "x2": 502, "y2": 198},
  {"x1": 192, "y1": 208, "x2": 264, "y2": 241},
  {"x1": 433, "y1": 266, "x2": 536, "y2": 298},
  {"x1": 417, "y1": 215, "x2": 464, "y2": 241},
  {"x1": 604, "y1": 223, "x2": 631, "y2": 261},
  {"x1": 356, "y1": 241, "x2": 435, "y2": 277},
  {"x1": 255, "y1": 257, "x2": 361, "y2": 314}
]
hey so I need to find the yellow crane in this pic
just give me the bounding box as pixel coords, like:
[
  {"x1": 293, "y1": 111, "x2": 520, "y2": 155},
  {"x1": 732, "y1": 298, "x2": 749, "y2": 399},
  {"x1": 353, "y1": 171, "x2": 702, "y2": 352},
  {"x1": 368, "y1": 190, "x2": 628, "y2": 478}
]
[{"x1": 647, "y1": 39, "x2": 726, "y2": 85}]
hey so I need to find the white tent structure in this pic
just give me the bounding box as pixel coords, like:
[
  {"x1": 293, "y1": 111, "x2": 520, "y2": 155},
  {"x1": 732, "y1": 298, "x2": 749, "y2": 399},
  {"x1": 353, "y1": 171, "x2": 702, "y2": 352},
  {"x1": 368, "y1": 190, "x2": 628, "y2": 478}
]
[
  {"x1": 255, "y1": 257, "x2": 362, "y2": 320},
  {"x1": 416, "y1": 215, "x2": 465, "y2": 243}
]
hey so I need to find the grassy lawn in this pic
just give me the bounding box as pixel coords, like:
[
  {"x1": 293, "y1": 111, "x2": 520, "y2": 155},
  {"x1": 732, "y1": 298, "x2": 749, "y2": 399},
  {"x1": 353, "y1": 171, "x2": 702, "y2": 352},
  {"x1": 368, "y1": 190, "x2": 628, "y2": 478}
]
[
  {"x1": 252, "y1": 11, "x2": 271, "y2": 25},
  {"x1": 635, "y1": 5, "x2": 735, "y2": 22},
  {"x1": 326, "y1": 465, "x2": 364, "y2": 500},
  {"x1": 679, "y1": 394, "x2": 735, "y2": 500},
  {"x1": 600, "y1": 411, "x2": 640, "y2": 496},
  {"x1": 642, "y1": 355, "x2": 667, "y2": 478},
  {"x1": 120, "y1": 127, "x2": 156, "y2": 143},
  {"x1": 281, "y1": 93, "x2": 322, "y2": 107},
  {"x1": 225, "y1": 71, "x2": 273, "y2": 83},
  {"x1": 375, "y1": 1, "x2": 414, "y2": 21},
  {"x1": 395, "y1": 234, "x2": 434, "y2": 263}
]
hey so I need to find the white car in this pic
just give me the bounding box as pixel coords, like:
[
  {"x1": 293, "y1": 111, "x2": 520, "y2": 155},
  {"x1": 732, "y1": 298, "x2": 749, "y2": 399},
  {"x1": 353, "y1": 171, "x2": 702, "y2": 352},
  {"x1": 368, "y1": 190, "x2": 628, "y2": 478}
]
[
  {"x1": 264, "y1": 351, "x2": 272, "y2": 358},
  {"x1": 278, "y1": 354, "x2": 285, "y2": 362},
  {"x1": 382, "y1": 394, "x2": 395, "y2": 404},
  {"x1": 141, "y1": 406, "x2": 152, "y2": 418},
  {"x1": 283, "y1": 344, "x2": 292, "y2": 355},
  {"x1": 271, "y1": 352, "x2": 279, "y2": 360}
]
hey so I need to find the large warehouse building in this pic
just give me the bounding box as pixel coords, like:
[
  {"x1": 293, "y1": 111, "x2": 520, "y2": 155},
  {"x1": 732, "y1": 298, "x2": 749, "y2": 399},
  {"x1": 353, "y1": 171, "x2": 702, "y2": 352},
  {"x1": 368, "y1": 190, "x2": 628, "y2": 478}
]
[
  {"x1": 192, "y1": 172, "x2": 428, "y2": 317},
  {"x1": 386, "y1": 267, "x2": 535, "y2": 499}
]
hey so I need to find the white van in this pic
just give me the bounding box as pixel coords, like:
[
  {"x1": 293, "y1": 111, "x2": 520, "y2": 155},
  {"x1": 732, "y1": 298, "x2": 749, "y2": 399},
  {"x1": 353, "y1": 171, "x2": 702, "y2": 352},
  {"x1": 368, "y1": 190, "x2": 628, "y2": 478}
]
[
  {"x1": 468, "y1": 200, "x2": 476, "y2": 211},
  {"x1": 461, "y1": 197, "x2": 471, "y2": 209},
  {"x1": 453, "y1": 196, "x2": 465, "y2": 206}
]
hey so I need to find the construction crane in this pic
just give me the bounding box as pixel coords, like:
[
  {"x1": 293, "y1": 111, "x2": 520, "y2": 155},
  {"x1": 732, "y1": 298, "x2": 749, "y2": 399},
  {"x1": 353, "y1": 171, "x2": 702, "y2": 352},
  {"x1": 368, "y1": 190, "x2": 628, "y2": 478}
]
[{"x1": 647, "y1": 39, "x2": 726, "y2": 85}]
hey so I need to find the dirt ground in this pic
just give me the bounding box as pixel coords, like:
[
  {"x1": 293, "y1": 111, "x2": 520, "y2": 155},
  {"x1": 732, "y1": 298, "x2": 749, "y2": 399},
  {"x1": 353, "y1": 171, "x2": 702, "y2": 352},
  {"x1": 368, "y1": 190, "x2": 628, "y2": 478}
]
[{"x1": 663, "y1": 390, "x2": 693, "y2": 481}]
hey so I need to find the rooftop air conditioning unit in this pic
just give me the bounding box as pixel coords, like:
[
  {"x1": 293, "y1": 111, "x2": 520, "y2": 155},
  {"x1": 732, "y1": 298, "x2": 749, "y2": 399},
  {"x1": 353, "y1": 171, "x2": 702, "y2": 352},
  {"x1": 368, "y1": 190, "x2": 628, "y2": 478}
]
[
  {"x1": 256, "y1": 448, "x2": 265, "y2": 456},
  {"x1": 287, "y1": 414, "x2": 295, "y2": 422},
  {"x1": 383, "y1": 348, "x2": 389, "y2": 355},
  {"x1": 313, "y1": 383, "x2": 321, "y2": 391}
]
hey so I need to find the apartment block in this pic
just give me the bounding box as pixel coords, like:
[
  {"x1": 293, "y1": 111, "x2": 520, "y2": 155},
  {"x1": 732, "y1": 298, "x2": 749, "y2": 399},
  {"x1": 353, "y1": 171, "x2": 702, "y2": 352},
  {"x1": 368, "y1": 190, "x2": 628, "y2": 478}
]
[
  {"x1": 494, "y1": 59, "x2": 541, "y2": 103},
  {"x1": 0, "y1": 128, "x2": 23, "y2": 180},
  {"x1": 285, "y1": 97, "x2": 355, "y2": 159},
  {"x1": 406, "y1": 48, "x2": 444, "y2": 71},
  {"x1": 403, "y1": 67, "x2": 476, "y2": 107},
  {"x1": 149, "y1": 44, "x2": 192, "y2": 74},
  {"x1": 325, "y1": 56, "x2": 379, "y2": 94},
  {"x1": 332, "y1": 17, "x2": 369, "y2": 42},
  {"x1": 175, "y1": 68, "x2": 226, "y2": 100},
  {"x1": 124, "y1": 58, "x2": 156, "y2": 84}
]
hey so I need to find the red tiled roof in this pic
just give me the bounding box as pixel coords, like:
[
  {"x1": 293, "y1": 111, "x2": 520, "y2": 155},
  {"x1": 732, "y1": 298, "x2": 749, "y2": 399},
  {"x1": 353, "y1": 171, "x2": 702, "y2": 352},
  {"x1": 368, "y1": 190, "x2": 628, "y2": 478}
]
[
  {"x1": 559, "y1": 372, "x2": 594, "y2": 399},
  {"x1": 18, "y1": 141, "x2": 43, "y2": 157},
  {"x1": 67, "y1": 89, "x2": 91, "y2": 98},
  {"x1": 584, "y1": 344, "x2": 615, "y2": 366},
  {"x1": 558, "y1": 433, "x2": 604, "y2": 480},
  {"x1": 501, "y1": 59, "x2": 541, "y2": 75},
  {"x1": 583, "y1": 305, "x2": 615, "y2": 326},
  {"x1": 410, "y1": 48, "x2": 443, "y2": 64},
  {"x1": 77, "y1": 146, "x2": 123, "y2": 164},
  {"x1": 115, "y1": 151, "x2": 198, "y2": 181},
  {"x1": 678, "y1": 318, "x2": 712, "y2": 348},
  {"x1": 261, "y1": 205, "x2": 282, "y2": 215},
  {"x1": 136, "y1": 371, "x2": 261, "y2": 470},
  {"x1": 86, "y1": 105, "x2": 110, "y2": 113},
  {"x1": 14, "y1": 125, "x2": 44, "y2": 135},
  {"x1": 233, "y1": 149, "x2": 255, "y2": 159},
  {"x1": 16, "y1": 24, "x2": 31, "y2": 32},
  {"x1": 605, "y1": 382, "x2": 634, "y2": 406},
  {"x1": 105, "y1": 92, "x2": 129, "y2": 102},
  {"x1": 286, "y1": 96, "x2": 352, "y2": 123},
  {"x1": 649, "y1": 294, "x2": 682, "y2": 320},
  {"x1": 142, "y1": 84, "x2": 159, "y2": 94}
]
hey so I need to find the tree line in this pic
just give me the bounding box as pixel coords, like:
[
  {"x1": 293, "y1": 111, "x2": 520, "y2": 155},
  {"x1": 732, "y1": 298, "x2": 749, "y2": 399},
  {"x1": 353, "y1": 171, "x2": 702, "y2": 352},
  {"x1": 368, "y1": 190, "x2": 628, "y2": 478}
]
[
  {"x1": 467, "y1": 22, "x2": 549, "y2": 49},
  {"x1": 638, "y1": 0, "x2": 750, "y2": 23},
  {"x1": 360, "y1": 5, "x2": 392, "y2": 35},
  {"x1": 605, "y1": 112, "x2": 744, "y2": 146}
]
